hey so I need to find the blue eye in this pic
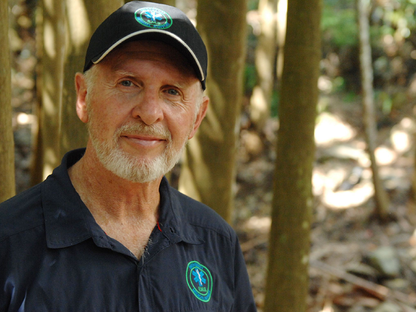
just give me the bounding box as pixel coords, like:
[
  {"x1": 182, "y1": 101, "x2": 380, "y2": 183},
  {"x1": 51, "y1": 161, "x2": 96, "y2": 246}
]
[
  {"x1": 120, "y1": 80, "x2": 133, "y2": 87},
  {"x1": 167, "y1": 89, "x2": 179, "y2": 96}
]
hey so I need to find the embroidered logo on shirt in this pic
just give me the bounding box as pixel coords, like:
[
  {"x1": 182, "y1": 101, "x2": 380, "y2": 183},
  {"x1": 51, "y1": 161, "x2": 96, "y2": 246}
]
[
  {"x1": 134, "y1": 7, "x2": 173, "y2": 29},
  {"x1": 186, "y1": 261, "x2": 213, "y2": 302}
]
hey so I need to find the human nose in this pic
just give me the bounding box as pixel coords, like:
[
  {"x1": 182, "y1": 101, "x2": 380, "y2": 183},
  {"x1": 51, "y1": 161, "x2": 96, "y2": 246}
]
[{"x1": 132, "y1": 90, "x2": 164, "y2": 125}]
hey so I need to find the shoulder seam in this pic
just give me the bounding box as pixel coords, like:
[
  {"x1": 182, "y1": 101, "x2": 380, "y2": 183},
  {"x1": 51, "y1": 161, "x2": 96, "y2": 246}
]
[
  {"x1": 0, "y1": 223, "x2": 44, "y2": 243},
  {"x1": 188, "y1": 222, "x2": 233, "y2": 241}
]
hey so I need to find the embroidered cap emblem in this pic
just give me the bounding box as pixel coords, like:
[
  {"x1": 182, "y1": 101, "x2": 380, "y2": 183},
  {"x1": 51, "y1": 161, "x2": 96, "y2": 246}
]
[
  {"x1": 134, "y1": 7, "x2": 173, "y2": 29},
  {"x1": 186, "y1": 261, "x2": 213, "y2": 302}
]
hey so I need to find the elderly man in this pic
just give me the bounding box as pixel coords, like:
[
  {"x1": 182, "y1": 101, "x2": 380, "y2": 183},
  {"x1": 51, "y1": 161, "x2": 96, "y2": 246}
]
[{"x1": 0, "y1": 1, "x2": 257, "y2": 311}]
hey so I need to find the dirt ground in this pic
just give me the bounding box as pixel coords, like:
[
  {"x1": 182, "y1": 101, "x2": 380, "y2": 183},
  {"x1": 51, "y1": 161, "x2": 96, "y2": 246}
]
[{"x1": 233, "y1": 92, "x2": 416, "y2": 312}]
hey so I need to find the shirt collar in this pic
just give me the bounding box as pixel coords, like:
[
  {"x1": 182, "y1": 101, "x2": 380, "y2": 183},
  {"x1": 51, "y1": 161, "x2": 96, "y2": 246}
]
[
  {"x1": 42, "y1": 148, "x2": 203, "y2": 249},
  {"x1": 157, "y1": 177, "x2": 203, "y2": 245},
  {"x1": 42, "y1": 149, "x2": 96, "y2": 249}
]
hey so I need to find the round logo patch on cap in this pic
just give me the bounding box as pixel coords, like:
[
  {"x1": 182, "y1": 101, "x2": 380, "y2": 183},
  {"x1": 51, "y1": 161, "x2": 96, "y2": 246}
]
[
  {"x1": 186, "y1": 261, "x2": 213, "y2": 303},
  {"x1": 135, "y1": 7, "x2": 173, "y2": 29}
]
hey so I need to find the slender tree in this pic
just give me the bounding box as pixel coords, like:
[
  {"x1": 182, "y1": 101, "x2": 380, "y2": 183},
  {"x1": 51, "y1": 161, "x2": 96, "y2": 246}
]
[
  {"x1": 357, "y1": 0, "x2": 390, "y2": 219},
  {"x1": 0, "y1": 1, "x2": 16, "y2": 202},
  {"x1": 60, "y1": 0, "x2": 124, "y2": 157},
  {"x1": 249, "y1": 0, "x2": 277, "y2": 131},
  {"x1": 32, "y1": 0, "x2": 66, "y2": 184},
  {"x1": 263, "y1": 0, "x2": 322, "y2": 310},
  {"x1": 178, "y1": 0, "x2": 247, "y2": 222},
  {"x1": 276, "y1": 0, "x2": 287, "y2": 80},
  {"x1": 413, "y1": 147, "x2": 416, "y2": 206}
]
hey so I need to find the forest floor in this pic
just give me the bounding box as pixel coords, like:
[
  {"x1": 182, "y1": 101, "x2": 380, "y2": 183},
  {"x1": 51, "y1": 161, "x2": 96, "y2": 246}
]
[
  {"x1": 233, "y1": 91, "x2": 416, "y2": 312},
  {"x1": 9, "y1": 3, "x2": 416, "y2": 311}
]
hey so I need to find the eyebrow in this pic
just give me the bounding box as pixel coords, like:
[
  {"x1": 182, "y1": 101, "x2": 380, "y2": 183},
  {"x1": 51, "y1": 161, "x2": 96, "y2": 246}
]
[
  {"x1": 112, "y1": 68, "x2": 136, "y2": 77},
  {"x1": 113, "y1": 68, "x2": 193, "y2": 91}
]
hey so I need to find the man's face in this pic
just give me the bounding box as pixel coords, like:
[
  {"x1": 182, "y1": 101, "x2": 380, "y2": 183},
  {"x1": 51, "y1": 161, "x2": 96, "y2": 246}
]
[{"x1": 77, "y1": 40, "x2": 208, "y2": 183}]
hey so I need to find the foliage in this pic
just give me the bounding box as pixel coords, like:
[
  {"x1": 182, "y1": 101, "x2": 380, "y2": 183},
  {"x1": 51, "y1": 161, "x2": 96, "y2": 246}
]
[
  {"x1": 322, "y1": 0, "x2": 416, "y2": 49},
  {"x1": 321, "y1": 0, "x2": 358, "y2": 48},
  {"x1": 270, "y1": 90, "x2": 279, "y2": 118},
  {"x1": 244, "y1": 64, "x2": 257, "y2": 94},
  {"x1": 320, "y1": 0, "x2": 416, "y2": 108},
  {"x1": 247, "y1": 0, "x2": 259, "y2": 11}
]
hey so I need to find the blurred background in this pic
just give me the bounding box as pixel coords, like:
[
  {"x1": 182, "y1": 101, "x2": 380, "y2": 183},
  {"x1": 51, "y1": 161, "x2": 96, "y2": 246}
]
[{"x1": 5, "y1": 0, "x2": 416, "y2": 311}]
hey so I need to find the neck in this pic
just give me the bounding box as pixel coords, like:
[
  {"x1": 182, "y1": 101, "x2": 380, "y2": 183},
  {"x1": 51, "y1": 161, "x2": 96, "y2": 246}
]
[{"x1": 68, "y1": 144, "x2": 162, "y2": 223}]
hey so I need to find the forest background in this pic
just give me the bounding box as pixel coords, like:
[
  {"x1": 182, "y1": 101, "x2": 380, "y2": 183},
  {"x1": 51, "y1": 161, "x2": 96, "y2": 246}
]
[{"x1": 3, "y1": 0, "x2": 416, "y2": 311}]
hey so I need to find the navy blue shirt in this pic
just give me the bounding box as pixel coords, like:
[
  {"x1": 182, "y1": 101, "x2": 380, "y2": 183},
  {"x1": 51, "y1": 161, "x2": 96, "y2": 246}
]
[{"x1": 0, "y1": 149, "x2": 256, "y2": 312}]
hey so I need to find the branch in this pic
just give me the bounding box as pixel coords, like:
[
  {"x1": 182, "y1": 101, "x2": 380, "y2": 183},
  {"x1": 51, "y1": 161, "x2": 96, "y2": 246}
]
[
  {"x1": 311, "y1": 260, "x2": 416, "y2": 310},
  {"x1": 240, "y1": 235, "x2": 416, "y2": 310}
]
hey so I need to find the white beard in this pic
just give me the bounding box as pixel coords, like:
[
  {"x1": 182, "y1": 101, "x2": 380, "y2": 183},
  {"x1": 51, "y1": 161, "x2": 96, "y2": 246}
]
[{"x1": 88, "y1": 120, "x2": 185, "y2": 183}]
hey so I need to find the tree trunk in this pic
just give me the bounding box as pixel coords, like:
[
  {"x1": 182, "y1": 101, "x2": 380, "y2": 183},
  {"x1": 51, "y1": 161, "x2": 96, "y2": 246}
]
[
  {"x1": 30, "y1": 7, "x2": 43, "y2": 185},
  {"x1": 178, "y1": 0, "x2": 247, "y2": 223},
  {"x1": 276, "y1": 0, "x2": 287, "y2": 80},
  {"x1": 413, "y1": 142, "x2": 416, "y2": 207},
  {"x1": 249, "y1": 0, "x2": 277, "y2": 130},
  {"x1": 263, "y1": 0, "x2": 322, "y2": 310},
  {"x1": 0, "y1": 1, "x2": 16, "y2": 202},
  {"x1": 59, "y1": 0, "x2": 124, "y2": 158},
  {"x1": 32, "y1": 0, "x2": 66, "y2": 184},
  {"x1": 357, "y1": 0, "x2": 390, "y2": 220}
]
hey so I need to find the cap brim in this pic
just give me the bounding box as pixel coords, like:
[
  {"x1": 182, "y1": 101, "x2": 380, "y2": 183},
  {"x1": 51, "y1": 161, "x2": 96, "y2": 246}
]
[{"x1": 91, "y1": 30, "x2": 205, "y2": 85}]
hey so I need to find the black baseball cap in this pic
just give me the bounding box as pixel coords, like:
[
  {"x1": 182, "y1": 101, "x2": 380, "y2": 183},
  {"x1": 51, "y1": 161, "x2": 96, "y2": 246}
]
[{"x1": 83, "y1": 1, "x2": 207, "y2": 89}]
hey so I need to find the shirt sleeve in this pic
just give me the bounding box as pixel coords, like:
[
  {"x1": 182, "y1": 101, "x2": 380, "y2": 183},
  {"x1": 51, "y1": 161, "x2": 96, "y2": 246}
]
[{"x1": 232, "y1": 235, "x2": 258, "y2": 312}]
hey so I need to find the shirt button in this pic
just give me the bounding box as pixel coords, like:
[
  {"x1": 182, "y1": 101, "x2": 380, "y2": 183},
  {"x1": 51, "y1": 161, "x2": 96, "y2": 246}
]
[{"x1": 169, "y1": 227, "x2": 176, "y2": 234}]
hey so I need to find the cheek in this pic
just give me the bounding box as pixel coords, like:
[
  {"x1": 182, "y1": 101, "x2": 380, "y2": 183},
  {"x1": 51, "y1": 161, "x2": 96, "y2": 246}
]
[
  {"x1": 168, "y1": 114, "x2": 195, "y2": 143},
  {"x1": 90, "y1": 94, "x2": 129, "y2": 123},
  {"x1": 88, "y1": 106, "x2": 121, "y2": 140}
]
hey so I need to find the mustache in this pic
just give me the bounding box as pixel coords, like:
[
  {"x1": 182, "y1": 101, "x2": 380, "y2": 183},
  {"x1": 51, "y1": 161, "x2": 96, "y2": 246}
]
[{"x1": 116, "y1": 122, "x2": 171, "y2": 140}]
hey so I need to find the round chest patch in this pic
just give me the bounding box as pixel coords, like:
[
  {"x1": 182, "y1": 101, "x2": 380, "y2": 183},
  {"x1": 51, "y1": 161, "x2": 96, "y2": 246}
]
[
  {"x1": 134, "y1": 7, "x2": 173, "y2": 29},
  {"x1": 186, "y1": 261, "x2": 213, "y2": 302}
]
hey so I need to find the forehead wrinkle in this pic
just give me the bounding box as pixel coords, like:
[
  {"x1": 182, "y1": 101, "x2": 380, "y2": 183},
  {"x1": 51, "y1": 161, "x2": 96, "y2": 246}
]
[{"x1": 106, "y1": 56, "x2": 197, "y2": 91}]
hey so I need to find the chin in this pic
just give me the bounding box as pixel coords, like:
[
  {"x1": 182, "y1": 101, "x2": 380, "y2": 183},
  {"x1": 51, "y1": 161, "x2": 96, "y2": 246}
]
[{"x1": 99, "y1": 146, "x2": 181, "y2": 183}]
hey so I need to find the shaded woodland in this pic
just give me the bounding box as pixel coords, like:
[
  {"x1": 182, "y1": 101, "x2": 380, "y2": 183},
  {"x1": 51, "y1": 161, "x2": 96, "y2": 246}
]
[{"x1": 5, "y1": 0, "x2": 416, "y2": 311}]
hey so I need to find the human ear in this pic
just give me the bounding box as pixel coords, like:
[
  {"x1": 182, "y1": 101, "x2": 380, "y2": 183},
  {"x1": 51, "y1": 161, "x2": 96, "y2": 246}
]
[
  {"x1": 75, "y1": 72, "x2": 89, "y2": 123},
  {"x1": 188, "y1": 95, "x2": 209, "y2": 140}
]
